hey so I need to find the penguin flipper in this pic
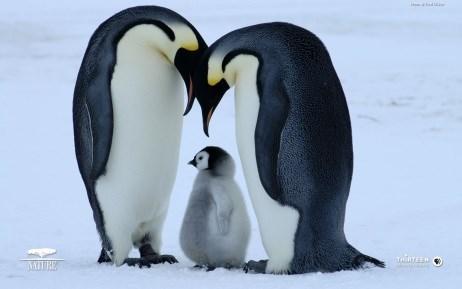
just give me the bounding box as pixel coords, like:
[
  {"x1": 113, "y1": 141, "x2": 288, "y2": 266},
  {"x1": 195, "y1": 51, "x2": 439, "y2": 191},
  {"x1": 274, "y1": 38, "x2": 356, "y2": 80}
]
[
  {"x1": 255, "y1": 82, "x2": 289, "y2": 202},
  {"x1": 73, "y1": 90, "x2": 95, "y2": 183},
  {"x1": 85, "y1": 87, "x2": 113, "y2": 179},
  {"x1": 73, "y1": 66, "x2": 114, "y2": 181},
  {"x1": 212, "y1": 189, "x2": 233, "y2": 235},
  {"x1": 73, "y1": 88, "x2": 112, "y2": 252}
]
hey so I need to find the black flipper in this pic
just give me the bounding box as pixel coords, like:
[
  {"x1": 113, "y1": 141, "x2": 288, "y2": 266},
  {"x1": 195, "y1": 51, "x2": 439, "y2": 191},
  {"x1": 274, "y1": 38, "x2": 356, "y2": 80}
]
[
  {"x1": 73, "y1": 88, "x2": 112, "y2": 252},
  {"x1": 73, "y1": 34, "x2": 114, "y2": 181},
  {"x1": 254, "y1": 80, "x2": 290, "y2": 202}
]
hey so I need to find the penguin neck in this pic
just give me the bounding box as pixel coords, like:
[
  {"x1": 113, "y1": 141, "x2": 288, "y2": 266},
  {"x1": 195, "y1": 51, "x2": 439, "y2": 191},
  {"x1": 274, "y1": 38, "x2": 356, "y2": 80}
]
[
  {"x1": 223, "y1": 54, "x2": 260, "y2": 88},
  {"x1": 199, "y1": 163, "x2": 235, "y2": 178}
]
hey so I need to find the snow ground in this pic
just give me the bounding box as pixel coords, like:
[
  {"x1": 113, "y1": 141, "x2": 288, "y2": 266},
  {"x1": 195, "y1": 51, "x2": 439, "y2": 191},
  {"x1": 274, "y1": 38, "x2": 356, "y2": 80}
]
[{"x1": 1, "y1": 0, "x2": 461, "y2": 288}]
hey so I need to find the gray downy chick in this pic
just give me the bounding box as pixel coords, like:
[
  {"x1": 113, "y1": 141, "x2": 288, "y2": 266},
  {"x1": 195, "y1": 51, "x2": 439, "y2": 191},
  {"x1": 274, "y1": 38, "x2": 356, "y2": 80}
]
[{"x1": 180, "y1": 146, "x2": 251, "y2": 270}]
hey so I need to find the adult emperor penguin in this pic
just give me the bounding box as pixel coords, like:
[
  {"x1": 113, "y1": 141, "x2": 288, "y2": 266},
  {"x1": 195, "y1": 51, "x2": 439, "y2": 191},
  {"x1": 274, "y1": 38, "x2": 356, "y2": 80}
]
[
  {"x1": 73, "y1": 6, "x2": 207, "y2": 267},
  {"x1": 188, "y1": 22, "x2": 384, "y2": 274}
]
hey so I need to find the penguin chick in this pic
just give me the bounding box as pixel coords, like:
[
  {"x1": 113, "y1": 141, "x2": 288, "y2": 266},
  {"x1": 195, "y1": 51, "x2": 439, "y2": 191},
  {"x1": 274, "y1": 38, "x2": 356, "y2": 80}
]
[{"x1": 180, "y1": 146, "x2": 251, "y2": 270}]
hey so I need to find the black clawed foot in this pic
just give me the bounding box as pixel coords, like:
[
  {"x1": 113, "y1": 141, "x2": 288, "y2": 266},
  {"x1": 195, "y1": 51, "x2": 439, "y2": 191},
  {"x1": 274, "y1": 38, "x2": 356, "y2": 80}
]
[
  {"x1": 97, "y1": 248, "x2": 112, "y2": 263},
  {"x1": 137, "y1": 244, "x2": 178, "y2": 265},
  {"x1": 243, "y1": 259, "x2": 268, "y2": 274},
  {"x1": 143, "y1": 254, "x2": 178, "y2": 264},
  {"x1": 124, "y1": 255, "x2": 178, "y2": 268},
  {"x1": 206, "y1": 265, "x2": 216, "y2": 272},
  {"x1": 192, "y1": 264, "x2": 216, "y2": 272},
  {"x1": 125, "y1": 258, "x2": 151, "y2": 268}
]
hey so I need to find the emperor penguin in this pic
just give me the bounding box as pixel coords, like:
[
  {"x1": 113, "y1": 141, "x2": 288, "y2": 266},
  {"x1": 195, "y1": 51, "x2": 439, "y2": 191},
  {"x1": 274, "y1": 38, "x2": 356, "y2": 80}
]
[
  {"x1": 188, "y1": 22, "x2": 384, "y2": 274},
  {"x1": 180, "y1": 147, "x2": 250, "y2": 270},
  {"x1": 72, "y1": 6, "x2": 207, "y2": 267}
]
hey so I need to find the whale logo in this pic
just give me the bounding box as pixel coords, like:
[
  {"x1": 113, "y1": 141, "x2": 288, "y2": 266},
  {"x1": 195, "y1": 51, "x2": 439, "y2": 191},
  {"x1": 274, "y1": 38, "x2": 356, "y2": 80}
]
[
  {"x1": 21, "y1": 248, "x2": 64, "y2": 271},
  {"x1": 27, "y1": 248, "x2": 57, "y2": 258}
]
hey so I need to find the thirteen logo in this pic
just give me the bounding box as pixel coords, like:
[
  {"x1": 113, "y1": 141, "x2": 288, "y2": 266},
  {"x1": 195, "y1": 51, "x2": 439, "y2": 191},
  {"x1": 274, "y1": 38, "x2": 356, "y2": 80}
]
[
  {"x1": 20, "y1": 248, "x2": 64, "y2": 271},
  {"x1": 396, "y1": 254, "x2": 444, "y2": 268},
  {"x1": 432, "y1": 256, "x2": 443, "y2": 267}
]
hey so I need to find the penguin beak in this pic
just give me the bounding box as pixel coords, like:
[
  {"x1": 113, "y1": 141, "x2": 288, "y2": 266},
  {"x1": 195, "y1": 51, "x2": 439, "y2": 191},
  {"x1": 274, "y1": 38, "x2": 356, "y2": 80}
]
[
  {"x1": 174, "y1": 47, "x2": 207, "y2": 116},
  {"x1": 184, "y1": 74, "x2": 195, "y2": 115},
  {"x1": 202, "y1": 105, "x2": 215, "y2": 137},
  {"x1": 197, "y1": 79, "x2": 230, "y2": 137},
  {"x1": 186, "y1": 75, "x2": 194, "y2": 113},
  {"x1": 188, "y1": 159, "x2": 197, "y2": 166}
]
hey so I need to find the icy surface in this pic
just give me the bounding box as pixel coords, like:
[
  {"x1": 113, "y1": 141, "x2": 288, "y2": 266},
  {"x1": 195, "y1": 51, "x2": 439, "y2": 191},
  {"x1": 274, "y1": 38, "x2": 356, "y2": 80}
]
[{"x1": 0, "y1": 0, "x2": 461, "y2": 288}]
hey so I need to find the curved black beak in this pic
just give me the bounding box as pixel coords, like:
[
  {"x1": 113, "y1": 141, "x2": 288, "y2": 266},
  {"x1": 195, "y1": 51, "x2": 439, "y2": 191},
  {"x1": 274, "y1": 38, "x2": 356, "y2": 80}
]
[
  {"x1": 202, "y1": 105, "x2": 215, "y2": 137},
  {"x1": 184, "y1": 75, "x2": 194, "y2": 115},
  {"x1": 196, "y1": 79, "x2": 230, "y2": 137},
  {"x1": 188, "y1": 159, "x2": 197, "y2": 166},
  {"x1": 174, "y1": 47, "x2": 207, "y2": 116}
]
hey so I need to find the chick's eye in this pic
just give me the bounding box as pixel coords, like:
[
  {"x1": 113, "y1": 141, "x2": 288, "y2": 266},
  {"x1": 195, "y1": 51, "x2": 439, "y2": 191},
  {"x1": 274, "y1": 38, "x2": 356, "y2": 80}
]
[{"x1": 198, "y1": 156, "x2": 203, "y2": 160}]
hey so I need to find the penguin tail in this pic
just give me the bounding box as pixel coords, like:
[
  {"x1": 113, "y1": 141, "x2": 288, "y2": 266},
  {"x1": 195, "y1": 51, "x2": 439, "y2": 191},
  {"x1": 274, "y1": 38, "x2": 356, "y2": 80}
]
[{"x1": 353, "y1": 254, "x2": 385, "y2": 269}]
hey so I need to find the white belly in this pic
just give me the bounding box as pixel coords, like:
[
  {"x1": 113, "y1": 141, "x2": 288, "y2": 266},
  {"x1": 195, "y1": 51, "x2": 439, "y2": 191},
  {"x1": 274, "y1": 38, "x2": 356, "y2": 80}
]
[
  {"x1": 95, "y1": 26, "x2": 183, "y2": 239},
  {"x1": 232, "y1": 57, "x2": 300, "y2": 273}
]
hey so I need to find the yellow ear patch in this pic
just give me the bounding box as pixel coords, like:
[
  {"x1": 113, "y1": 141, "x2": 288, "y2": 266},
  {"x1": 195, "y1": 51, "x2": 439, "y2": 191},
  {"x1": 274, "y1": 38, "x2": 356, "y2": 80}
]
[
  {"x1": 207, "y1": 71, "x2": 222, "y2": 86},
  {"x1": 169, "y1": 23, "x2": 199, "y2": 51},
  {"x1": 181, "y1": 40, "x2": 199, "y2": 51},
  {"x1": 207, "y1": 55, "x2": 224, "y2": 86}
]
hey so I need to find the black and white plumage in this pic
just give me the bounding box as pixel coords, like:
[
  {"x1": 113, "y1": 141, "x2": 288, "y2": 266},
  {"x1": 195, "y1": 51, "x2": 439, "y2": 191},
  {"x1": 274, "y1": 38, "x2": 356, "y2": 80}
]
[
  {"x1": 190, "y1": 22, "x2": 384, "y2": 274},
  {"x1": 73, "y1": 6, "x2": 207, "y2": 266},
  {"x1": 180, "y1": 147, "x2": 250, "y2": 270}
]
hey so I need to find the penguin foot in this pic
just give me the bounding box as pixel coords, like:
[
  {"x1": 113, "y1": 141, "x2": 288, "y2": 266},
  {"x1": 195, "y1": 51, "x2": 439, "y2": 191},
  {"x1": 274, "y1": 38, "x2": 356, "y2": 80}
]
[
  {"x1": 125, "y1": 258, "x2": 147, "y2": 268},
  {"x1": 192, "y1": 264, "x2": 216, "y2": 272},
  {"x1": 124, "y1": 255, "x2": 178, "y2": 268},
  {"x1": 137, "y1": 243, "x2": 178, "y2": 265},
  {"x1": 144, "y1": 254, "x2": 178, "y2": 264},
  {"x1": 97, "y1": 248, "x2": 112, "y2": 263},
  {"x1": 206, "y1": 266, "x2": 216, "y2": 272},
  {"x1": 243, "y1": 259, "x2": 268, "y2": 274}
]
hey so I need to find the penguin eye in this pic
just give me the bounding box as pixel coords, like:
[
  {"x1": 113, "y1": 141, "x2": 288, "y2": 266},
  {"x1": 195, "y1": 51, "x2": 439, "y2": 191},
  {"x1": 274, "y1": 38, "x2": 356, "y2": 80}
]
[{"x1": 198, "y1": 156, "x2": 203, "y2": 161}]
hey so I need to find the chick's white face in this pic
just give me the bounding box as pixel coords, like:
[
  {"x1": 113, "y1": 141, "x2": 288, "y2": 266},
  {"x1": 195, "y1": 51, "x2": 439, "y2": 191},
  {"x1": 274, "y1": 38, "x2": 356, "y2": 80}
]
[{"x1": 195, "y1": 151, "x2": 210, "y2": 170}]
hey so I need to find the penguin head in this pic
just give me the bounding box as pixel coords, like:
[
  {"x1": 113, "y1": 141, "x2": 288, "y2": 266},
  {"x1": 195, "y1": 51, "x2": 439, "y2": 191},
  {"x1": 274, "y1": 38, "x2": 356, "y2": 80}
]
[
  {"x1": 186, "y1": 47, "x2": 229, "y2": 136},
  {"x1": 188, "y1": 146, "x2": 235, "y2": 176},
  {"x1": 122, "y1": 15, "x2": 208, "y2": 111},
  {"x1": 188, "y1": 43, "x2": 261, "y2": 136},
  {"x1": 166, "y1": 23, "x2": 208, "y2": 109}
]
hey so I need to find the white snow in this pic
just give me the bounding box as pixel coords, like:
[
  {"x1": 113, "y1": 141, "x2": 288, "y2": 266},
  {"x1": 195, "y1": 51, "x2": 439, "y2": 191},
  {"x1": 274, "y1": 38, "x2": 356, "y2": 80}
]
[{"x1": 0, "y1": 0, "x2": 461, "y2": 288}]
